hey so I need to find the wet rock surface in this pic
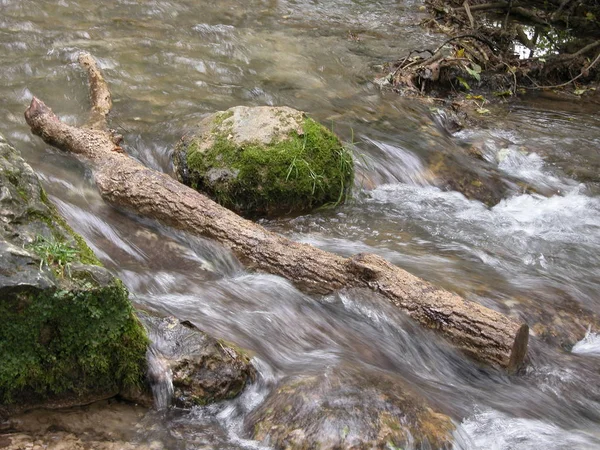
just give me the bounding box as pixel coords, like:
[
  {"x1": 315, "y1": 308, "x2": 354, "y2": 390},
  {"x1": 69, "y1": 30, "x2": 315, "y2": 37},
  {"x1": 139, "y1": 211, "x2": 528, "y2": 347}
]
[
  {"x1": 142, "y1": 315, "x2": 256, "y2": 408},
  {"x1": 172, "y1": 105, "x2": 354, "y2": 217},
  {"x1": 0, "y1": 399, "x2": 160, "y2": 450},
  {"x1": 246, "y1": 364, "x2": 455, "y2": 449},
  {"x1": 427, "y1": 150, "x2": 509, "y2": 207},
  {"x1": 421, "y1": 122, "x2": 538, "y2": 207},
  {"x1": 0, "y1": 134, "x2": 148, "y2": 416},
  {"x1": 516, "y1": 291, "x2": 600, "y2": 351}
]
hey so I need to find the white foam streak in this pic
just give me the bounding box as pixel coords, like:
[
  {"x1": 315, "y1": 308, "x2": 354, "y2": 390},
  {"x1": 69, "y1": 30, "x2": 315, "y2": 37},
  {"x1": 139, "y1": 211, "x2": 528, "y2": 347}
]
[
  {"x1": 572, "y1": 328, "x2": 600, "y2": 356},
  {"x1": 455, "y1": 410, "x2": 600, "y2": 450},
  {"x1": 362, "y1": 136, "x2": 431, "y2": 186}
]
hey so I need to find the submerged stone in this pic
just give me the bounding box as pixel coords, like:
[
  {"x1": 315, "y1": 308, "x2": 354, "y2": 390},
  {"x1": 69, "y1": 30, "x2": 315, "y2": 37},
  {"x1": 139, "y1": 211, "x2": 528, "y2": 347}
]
[
  {"x1": 1, "y1": 399, "x2": 155, "y2": 450},
  {"x1": 172, "y1": 105, "x2": 354, "y2": 217},
  {"x1": 143, "y1": 316, "x2": 256, "y2": 408},
  {"x1": 246, "y1": 364, "x2": 455, "y2": 449},
  {"x1": 514, "y1": 290, "x2": 600, "y2": 351},
  {"x1": 427, "y1": 151, "x2": 508, "y2": 207},
  {"x1": 0, "y1": 135, "x2": 148, "y2": 416}
]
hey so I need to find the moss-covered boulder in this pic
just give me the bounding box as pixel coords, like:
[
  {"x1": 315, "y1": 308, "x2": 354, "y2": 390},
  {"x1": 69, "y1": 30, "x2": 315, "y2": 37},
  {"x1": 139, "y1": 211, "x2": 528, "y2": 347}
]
[
  {"x1": 246, "y1": 364, "x2": 455, "y2": 449},
  {"x1": 0, "y1": 135, "x2": 148, "y2": 415},
  {"x1": 143, "y1": 316, "x2": 256, "y2": 409},
  {"x1": 172, "y1": 106, "x2": 354, "y2": 217}
]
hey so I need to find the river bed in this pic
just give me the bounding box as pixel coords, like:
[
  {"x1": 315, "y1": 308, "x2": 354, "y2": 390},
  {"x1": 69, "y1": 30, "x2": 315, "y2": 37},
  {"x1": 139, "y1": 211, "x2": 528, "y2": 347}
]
[{"x1": 1, "y1": 1, "x2": 600, "y2": 449}]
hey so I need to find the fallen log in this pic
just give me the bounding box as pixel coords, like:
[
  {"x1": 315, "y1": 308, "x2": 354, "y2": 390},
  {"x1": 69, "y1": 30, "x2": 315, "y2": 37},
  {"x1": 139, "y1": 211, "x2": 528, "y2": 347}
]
[{"x1": 24, "y1": 53, "x2": 529, "y2": 372}]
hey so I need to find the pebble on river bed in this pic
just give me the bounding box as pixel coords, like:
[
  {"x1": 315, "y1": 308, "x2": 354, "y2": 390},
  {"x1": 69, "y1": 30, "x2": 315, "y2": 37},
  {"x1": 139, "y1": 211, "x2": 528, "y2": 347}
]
[{"x1": 0, "y1": 399, "x2": 162, "y2": 449}]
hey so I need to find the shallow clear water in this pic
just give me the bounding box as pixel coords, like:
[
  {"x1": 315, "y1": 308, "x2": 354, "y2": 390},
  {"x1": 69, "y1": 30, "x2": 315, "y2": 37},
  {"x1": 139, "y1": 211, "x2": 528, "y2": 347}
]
[{"x1": 2, "y1": 1, "x2": 600, "y2": 449}]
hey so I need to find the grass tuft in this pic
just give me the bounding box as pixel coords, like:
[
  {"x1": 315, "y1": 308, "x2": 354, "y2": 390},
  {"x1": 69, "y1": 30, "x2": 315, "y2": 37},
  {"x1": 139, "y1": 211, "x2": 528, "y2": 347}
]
[{"x1": 30, "y1": 235, "x2": 79, "y2": 277}]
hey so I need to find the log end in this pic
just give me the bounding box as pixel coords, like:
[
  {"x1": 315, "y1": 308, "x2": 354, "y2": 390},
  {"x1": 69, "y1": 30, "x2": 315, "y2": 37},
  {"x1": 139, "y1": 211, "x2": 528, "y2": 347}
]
[
  {"x1": 24, "y1": 97, "x2": 63, "y2": 141},
  {"x1": 507, "y1": 323, "x2": 529, "y2": 374},
  {"x1": 24, "y1": 97, "x2": 49, "y2": 127},
  {"x1": 78, "y1": 52, "x2": 95, "y2": 69}
]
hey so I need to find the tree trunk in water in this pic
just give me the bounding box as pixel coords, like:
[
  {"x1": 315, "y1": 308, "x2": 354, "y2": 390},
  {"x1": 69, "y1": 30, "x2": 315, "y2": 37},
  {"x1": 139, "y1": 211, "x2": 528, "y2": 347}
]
[{"x1": 24, "y1": 53, "x2": 529, "y2": 372}]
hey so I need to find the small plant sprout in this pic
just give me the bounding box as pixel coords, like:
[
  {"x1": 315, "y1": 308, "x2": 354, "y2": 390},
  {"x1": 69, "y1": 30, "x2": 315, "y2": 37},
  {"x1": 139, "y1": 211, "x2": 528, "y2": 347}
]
[{"x1": 30, "y1": 235, "x2": 79, "y2": 277}]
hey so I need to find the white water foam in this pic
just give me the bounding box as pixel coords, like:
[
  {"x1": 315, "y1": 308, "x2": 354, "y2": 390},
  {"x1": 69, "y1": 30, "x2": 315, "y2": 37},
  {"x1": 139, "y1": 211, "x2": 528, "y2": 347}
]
[
  {"x1": 146, "y1": 345, "x2": 173, "y2": 410},
  {"x1": 572, "y1": 328, "x2": 600, "y2": 356},
  {"x1": 361, "y1": 136, "x2": 431, "y2": 186},
  {"x1": 368, "y1": 183, "x2": 600, "y2": 268},
  {"x1": 455, "y1": 409, "x2": 600, "y2": 450}
]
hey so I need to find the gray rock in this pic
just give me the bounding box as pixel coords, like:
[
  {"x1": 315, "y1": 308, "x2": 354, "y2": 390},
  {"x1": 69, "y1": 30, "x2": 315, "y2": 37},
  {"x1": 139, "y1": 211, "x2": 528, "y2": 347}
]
[
  {"x1": 195, "y1": 106, "x2": 305, "y2": 150},
  {"x1": 0, "y1": 134, "x2": 148, "y2": 416}
]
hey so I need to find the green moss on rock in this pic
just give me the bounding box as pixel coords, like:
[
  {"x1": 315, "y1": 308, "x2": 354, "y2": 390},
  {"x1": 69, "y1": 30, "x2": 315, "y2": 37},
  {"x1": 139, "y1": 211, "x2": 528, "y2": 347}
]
[
  {"x1": 0, "y1": 279, "x2": 148, "y2": 403},
  {"x1": 173, "y1": 106, "x2": 354, "y2": 216}
]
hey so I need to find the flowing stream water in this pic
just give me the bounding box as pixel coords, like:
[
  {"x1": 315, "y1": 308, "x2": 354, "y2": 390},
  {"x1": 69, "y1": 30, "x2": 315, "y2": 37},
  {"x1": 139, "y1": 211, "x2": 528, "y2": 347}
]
[{"x1": 2, "y1": 1, "x2": 600, "y2": 448}]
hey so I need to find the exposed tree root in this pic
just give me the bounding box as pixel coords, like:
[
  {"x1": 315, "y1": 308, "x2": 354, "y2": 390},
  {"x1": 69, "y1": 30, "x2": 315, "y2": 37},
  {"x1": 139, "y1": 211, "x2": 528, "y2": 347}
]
[
  {"x1": 24, "y1": 54, "x2": 529, "y2": 372},
  {"x1": 381, "y1": 0, "x2": 600, "y2": 99}
]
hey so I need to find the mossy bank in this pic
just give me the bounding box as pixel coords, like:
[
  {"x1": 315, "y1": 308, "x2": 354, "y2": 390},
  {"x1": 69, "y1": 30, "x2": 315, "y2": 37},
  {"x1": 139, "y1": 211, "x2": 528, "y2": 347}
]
[
  {"x1": 0, "y1": 134, "x2": 148, "y2": 414},
  {"x1": 173, "y1": 106, "x2": 354, "y2": 217}
]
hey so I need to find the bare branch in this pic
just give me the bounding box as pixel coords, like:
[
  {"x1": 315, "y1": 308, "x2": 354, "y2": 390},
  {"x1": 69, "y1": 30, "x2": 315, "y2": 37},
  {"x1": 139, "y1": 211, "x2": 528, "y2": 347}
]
[
  {"x1": 463, "y1": 1, "x2": 475, "y2": 28},
  {"x1": 453, "y1": 1, "x2": 510, "y2": 13},
  {"x1": 570, "y1": 39, "x2": 600, "y2": 59},
  {"x1": 78, "y1": 52, "x2": 112, "y2": 130}
]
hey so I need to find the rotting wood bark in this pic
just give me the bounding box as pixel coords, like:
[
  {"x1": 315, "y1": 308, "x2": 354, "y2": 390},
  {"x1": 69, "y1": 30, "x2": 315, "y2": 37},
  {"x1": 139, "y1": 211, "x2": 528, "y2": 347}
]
[{"x1": 24, "y1": 53, "x2": 529, "y2": 372}]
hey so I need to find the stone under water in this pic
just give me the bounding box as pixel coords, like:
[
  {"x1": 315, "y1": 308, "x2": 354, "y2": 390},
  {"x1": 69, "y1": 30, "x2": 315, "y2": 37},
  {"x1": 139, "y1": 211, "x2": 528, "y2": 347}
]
[{"x1": 246, "y1": 363, "x2": 455, "y2": 449}]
